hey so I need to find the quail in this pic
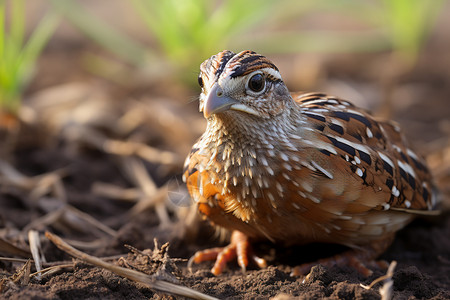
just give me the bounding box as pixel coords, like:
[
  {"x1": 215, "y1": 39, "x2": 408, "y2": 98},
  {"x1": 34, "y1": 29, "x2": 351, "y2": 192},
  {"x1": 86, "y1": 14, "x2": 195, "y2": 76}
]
[{"x1": 183, "y1": 50, "x2": 439, "y2": 276}]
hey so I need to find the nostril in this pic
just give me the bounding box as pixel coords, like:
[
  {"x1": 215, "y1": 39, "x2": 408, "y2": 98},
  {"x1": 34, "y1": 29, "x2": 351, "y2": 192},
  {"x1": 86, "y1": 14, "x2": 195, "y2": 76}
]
[{"x1": 217, "y1": 90, "x2": 223, "y2": 97}]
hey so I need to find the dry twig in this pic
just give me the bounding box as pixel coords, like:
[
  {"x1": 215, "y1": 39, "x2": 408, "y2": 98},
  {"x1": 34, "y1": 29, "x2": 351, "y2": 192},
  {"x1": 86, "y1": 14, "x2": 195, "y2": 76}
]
[
  {"x1": 67, "y1": 125, "x2": 180, "y2": 165},
  {"x1": 21, "y1": 205, "x2": 116, "y2": 240},
  {"x1": 0, "y1": 160, "x2": 68, "y2": 207},
  {"x1": 45, "y1": 231, "x2": 218, "y2": 300},
  {"x1": 121, "y1": 157, "x2": 172, "y2": 227}
]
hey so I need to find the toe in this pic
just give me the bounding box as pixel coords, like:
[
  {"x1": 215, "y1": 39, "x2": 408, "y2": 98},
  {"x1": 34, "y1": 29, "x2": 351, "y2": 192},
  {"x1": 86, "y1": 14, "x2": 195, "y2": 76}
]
[{"x1": 211, "y1": 244, "x2": 237, "y2": 275}]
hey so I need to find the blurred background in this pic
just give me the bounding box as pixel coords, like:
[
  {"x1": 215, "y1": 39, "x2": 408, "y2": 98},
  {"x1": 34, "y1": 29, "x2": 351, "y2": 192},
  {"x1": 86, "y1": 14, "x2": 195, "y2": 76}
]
[
  {"x1": 0, "y1": 0, "x2": 449, "y2": 296},
  {"x1": 2, "y1": 0, "x2": 449, "y2": 143}
]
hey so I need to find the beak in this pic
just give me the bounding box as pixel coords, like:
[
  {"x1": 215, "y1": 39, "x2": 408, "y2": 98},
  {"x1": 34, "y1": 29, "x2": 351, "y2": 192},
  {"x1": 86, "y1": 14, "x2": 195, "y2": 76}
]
[{"x1": 203, "y1": 83, "x2": 238, "y2": 118}]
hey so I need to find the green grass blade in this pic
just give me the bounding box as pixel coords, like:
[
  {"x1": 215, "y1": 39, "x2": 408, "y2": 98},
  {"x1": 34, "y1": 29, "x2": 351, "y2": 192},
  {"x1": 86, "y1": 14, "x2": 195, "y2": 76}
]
[
  {"x1": 10, "y1": 0, "x2": 25, "y2": 50},
  {"x1": 50, "y1": 0, "x2": 150, "y2": 65},
  {"x1": 0, "y1": 0, "x2": 59, "y2": 112},
  {"x1": 19, "y1": 11, "x2": 60, "y2": 86},
  {"x1": 0, "y1": 1, "x2": 5, "y2": 58},
  {"x1": 381, "y1": 0, "x2": 444, "y2": 64}
]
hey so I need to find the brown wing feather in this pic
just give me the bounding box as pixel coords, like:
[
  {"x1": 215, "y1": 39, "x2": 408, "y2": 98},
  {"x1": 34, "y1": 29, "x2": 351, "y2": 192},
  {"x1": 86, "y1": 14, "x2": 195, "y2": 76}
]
[{"x1": 293, "y1": 92, "x2": 438, "y2": 213}]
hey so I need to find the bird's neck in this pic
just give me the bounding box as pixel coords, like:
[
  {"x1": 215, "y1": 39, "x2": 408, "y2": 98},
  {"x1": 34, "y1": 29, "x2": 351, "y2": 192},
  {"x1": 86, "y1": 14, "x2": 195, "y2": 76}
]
[
  {"x1": 198, "y1": 109, "x2": 305, "y2": 185},
  {"x1": 204, "y1": 111, "x2": 298, "y2": 153}
]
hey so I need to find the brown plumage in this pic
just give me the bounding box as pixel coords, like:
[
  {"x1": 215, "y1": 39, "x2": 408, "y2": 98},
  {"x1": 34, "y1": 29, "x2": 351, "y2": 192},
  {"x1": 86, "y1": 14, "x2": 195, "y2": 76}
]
[{"x1": 183, "y1": 50, "x2": 439, "y2": 276}]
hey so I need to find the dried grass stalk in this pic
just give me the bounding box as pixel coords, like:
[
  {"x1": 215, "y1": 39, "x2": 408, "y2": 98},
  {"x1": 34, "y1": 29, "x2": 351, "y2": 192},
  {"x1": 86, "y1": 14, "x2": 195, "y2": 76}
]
[
  {"x1": 22, "y1": 208, "x2": 65, "y2": 235},
  {"x1": 360, "y1": 260, "x2": 397, "y2": 300},
  {"x1": 0, "y1": 159, "x2": 68, "y2": 208},
  {"x1": 30, "y1": 263, "x2": 74, "y2": 280},
  {"x1": 92, "y1": 182, "x2": 140, "y2": 201},
  {"x1": 105, "y1": 139, "x2": 181, "y2": 165},
  {"x1": 68, "y1": 125, "x2": 180, "y2": 165},
  {"x1": 0, "y1": 237, "x2": 31, "y2": 258},
  {"x1": 20, "y1": 204, "x2": 115, "y2": 239},
  {"x1": 65, "y1": 205, "x2": 117, "y2": 237},
  {"x1": 0, "y1": 257, "x2": 30, "y2": 263},
  {"x1": 28, "y1": 230, "x2": 46, "y2": 281}
]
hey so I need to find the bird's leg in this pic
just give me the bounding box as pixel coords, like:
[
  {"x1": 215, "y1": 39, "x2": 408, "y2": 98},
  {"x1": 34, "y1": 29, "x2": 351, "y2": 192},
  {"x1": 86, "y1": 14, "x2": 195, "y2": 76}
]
[
  {"x1": 291, "y1": 236, "x2": 394, "y2": 277},
  {"x1": 188, "y1": 230, "x2": 267, "y2": 275}
]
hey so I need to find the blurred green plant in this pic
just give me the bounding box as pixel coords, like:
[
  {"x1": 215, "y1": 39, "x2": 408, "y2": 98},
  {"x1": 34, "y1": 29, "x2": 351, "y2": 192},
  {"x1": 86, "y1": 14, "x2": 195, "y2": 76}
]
[
  {"x1": 131, "y1": 0, "x2": 276, "y2": 71},
  {"x1": 380, "y1": 0, "x2": 445, "y2": 67},
  {"x1": 49, "y1": 0, "x2": 147, "y2": 66},
  {"x1": 256, "y1": 0, "x2": 444, "y2": 63},
  {"x1": 50, "y1": 0, "x2": 278, "y2": 84},
  {"x1": 49, "y1": 0, "x2": 444, "y2": 85},
  {"x1": 0, "y1": 0, "x2": 59, "y2": 115}
]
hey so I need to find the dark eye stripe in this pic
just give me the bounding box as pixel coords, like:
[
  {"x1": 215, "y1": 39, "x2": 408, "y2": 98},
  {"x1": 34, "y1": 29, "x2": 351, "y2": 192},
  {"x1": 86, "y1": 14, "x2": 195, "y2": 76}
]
[
  {"x1": 240, "y1": 55, "x2": 264, "y2": 65},
  {"x1": 266, "y1": 75, "x2": 282, "y2": 84},
  {"x1": 231, "y1": 61, "x2": 278, "y2": 78},
  {"x1": 229, "y1": 51, "x2": 279, "y2": 78}
]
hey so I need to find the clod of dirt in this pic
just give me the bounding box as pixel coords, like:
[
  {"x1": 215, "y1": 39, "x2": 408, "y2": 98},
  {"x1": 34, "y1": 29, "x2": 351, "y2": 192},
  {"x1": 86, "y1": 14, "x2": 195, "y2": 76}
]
[
  {"x1": 303, "y1": 265, "x2": 333, "y2": 286},
  {"x1": 119, "y1": 239, "x2": 183, "y2": 284},
  {"x1": 393, "y1": 265, "x2": 446, "y2": 299}
]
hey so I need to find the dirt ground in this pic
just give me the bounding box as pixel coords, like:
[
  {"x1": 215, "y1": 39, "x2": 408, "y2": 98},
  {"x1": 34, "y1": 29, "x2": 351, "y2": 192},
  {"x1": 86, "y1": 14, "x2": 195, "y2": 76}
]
[{"x1": 1, "y1": 15, "x2": 450, "y2": 300}]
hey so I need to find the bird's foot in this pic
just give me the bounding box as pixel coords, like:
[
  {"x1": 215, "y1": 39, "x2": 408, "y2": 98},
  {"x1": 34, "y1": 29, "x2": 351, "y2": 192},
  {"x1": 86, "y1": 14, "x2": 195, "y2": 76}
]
[
  {"x1": 188, "y1": 231, "x2": 267, "y2": 275},
  {"x1": 292, "y1": 241, "x2": 392, "y2": 278},
  {"x1": 293, "y1": 237, "x2": 394, "y2": 277}
]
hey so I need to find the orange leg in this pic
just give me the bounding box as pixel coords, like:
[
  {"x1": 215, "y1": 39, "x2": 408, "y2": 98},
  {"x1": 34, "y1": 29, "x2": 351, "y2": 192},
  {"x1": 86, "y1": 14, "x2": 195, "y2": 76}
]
[
  {"x1": 292, "y1": 237, "x2": 393, "y2": 277},
  {"x1": 188, "y1": 231, "x2": 267, "y2": 275}
]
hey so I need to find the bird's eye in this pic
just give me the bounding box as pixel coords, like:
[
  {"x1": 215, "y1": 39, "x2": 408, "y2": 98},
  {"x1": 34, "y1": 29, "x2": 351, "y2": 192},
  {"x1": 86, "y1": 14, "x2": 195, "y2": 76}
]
[
  {"x1": 247, "y1": 74, "x2": 265, "y2": 93},
  {"x1": 198, "y1": 74, "x2": 204, "y2": 88}
]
